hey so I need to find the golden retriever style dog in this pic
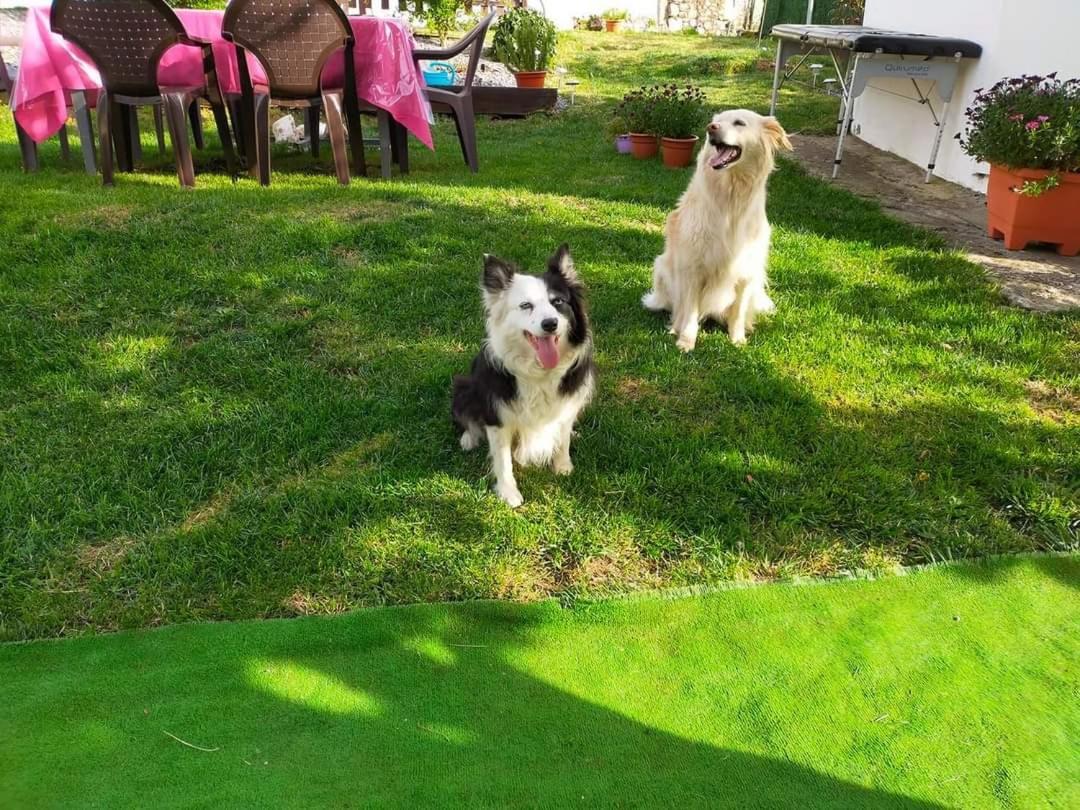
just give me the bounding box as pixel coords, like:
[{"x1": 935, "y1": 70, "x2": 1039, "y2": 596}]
[{"x1": 643, "y1": 109, "x2": 792, "y2": 351}]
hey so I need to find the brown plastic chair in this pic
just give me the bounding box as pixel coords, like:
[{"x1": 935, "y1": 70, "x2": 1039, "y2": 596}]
[
  {"x1": 222, "y1": 0, "x2": 365, "y2": 185},
  {"x1": 51, "y1": 0, "x2": 236, "y2": 187},
  {"x1": 412, "y1": 10, "x2": 497, "y2": 173}
]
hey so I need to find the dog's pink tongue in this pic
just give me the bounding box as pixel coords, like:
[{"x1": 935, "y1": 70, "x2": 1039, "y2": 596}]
[
  {"x1": 533, "y1": 335, "x2": 560, "y2": 369},
  {"x1": 710, "y1": 146, "x2": 737, "y2": 168}
]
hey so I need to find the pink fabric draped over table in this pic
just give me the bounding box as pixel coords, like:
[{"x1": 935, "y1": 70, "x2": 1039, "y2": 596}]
[{"x1": 11, "y1": 7, "x2": 432, "y2": 148}]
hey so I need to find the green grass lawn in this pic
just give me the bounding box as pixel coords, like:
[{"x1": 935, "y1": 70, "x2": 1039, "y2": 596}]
[
  {"x1": 3, "y1": 555, "x2": 1077, "y2": 807},
  {"x1": 0, "y1": 32, "x2": 1077, "y2": 640}
]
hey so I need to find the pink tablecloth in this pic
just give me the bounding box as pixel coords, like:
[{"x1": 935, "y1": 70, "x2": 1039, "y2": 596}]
[{"x1": 12, "y1": 7, "x2": 432, "y2": 148}]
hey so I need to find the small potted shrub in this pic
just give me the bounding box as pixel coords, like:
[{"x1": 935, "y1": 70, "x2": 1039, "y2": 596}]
[
  {"x1": 603, "y1": 9, "x2": 628, "y2": 33},
  {"x1": 958, "y1": 73, "x2": 1080, "y2": 256},
  {"x1": 654, "y1": 84, "x2": 707, "y2": 168},
  {"x1": 618, "y1": 85, "x2": 662, "y2": 159},
  {"x1": 607, "y1": 115, "x2": 631, "y2": 154},
  {"x1": 492, "y1": 8, "x2": 558, "y2": 89}
]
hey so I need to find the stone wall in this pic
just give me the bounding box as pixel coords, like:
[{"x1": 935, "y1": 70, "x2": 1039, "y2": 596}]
[{"x1": 665, "y1": 0, "x2": 761, "y2": 36}]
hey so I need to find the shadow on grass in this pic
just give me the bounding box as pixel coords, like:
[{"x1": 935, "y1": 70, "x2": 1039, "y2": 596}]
[{"x1": 1, "y1": 599, "x2": 946, "y2": 808}]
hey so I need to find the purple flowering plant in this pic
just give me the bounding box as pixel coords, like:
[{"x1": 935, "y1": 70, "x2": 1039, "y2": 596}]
[{"x1": 957, "y1": 74, "x2": 1080, "y2": 173}]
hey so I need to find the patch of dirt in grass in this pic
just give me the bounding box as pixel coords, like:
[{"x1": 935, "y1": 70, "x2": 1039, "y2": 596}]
[
  {"x1": 282, "y1": 589, "x2": 350, "y2": 616},
  {"x1": 76, "y1": 535, "x2": 138, "y2": 576},
  {"x1": 492, "y1": 555, "x2": 556, "y2": 601},
  {"x1": 180, "y1": 490, "x2": 234, "y2": 533},
  {"x1": 52, "y1": 203, "x2": 136, "y2": 229},
  {"x1": 1025, "y1": 380, "x2": 1080, "y2": 424},
  {"x1": 569, "y1": 547, "x2": 662, "y2": 592},
  {"x1": 301, "y1": 199, "x2": 406, "y2": 224}
]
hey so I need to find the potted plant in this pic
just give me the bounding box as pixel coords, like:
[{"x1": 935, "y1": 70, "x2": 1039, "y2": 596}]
[
  {"x1": 654, "y1": 84, "x2": 707, "y2": 168},
  {"x1": 618, "y1": 85, "x2": 662, "y2": 159},
  {"x1": 958, "y1": 73, "x2": 1080, "y2": 256},
  {"x1": 602, "y1": 9, "x2": 628, "y2": 33},
  {"x1": 491, "y1": 8, "x2": 558, "y2": 89},
  {"x1": 606, "y1": 115, "x2": 632, "y2": 154}
]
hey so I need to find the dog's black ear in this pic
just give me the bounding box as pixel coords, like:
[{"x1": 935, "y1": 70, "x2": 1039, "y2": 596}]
[
  {"x1": 482, "y1": 254, "x2": 515, "y2": 294},
  {"x1": 547, "y1": 243, "x2": 580, "y2": 287}
]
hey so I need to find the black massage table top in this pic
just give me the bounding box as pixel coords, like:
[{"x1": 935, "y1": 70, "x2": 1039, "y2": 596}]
[{"x1": 771, "y1": 24, "x2": 982, "y2": 58}]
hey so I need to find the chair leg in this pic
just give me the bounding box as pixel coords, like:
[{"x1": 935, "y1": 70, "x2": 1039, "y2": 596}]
[
  {"x1": 58, "y1": 124, "x2": 70, "y2": 161},
  {"x1": 207, "y1": 97, "x2": 237, "y2": 177},
  {"x1": 153, "y1": 104, "x2": 166, "y2": 155},
  {"x1": 307, "y1": 106, "x2": 320, "y2": 159},
  {"x1": 451, "y1": 98, "x2": 479, "y2": 173},
  {"x1": 72, "y1": 90, "x2": 97, "y2": 174},
  {"x1": 15, "y1": 119, "x2": 39, "y2": 172},
  {"x1": 253, "y1": 93, "x2": 271, "y2": 186},
  {"x1": 391, "y1": 120, "x2": 409, "y2": 174},
  {"x1": 188, "y1": 101, "x2": 205, "y2": 150},
  {"x1": 97, "y1": 92, "x2": 114, "y2": 185},
  {"x1": 228, "y1": 99, "x2": 251, "y2": 163},
  {"x1": 128, "y1": 107, "x2": 142, "y2": 164},
  {"x1": 321, "y1": 90, "x2": 350, "y2": 185},
  {"x1": 112, "y1": 102, "x2": 133, "y2": 172},
  {"x1": 163, "y1": 92, "x2": 196, "y2": 187},
  {"x1": 376, "y1": 110, "x2": 392, "y2": 180}
]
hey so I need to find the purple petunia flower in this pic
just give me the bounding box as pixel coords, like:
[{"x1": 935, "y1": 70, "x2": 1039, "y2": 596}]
[
  {"x1": 1025, "y1": 120, "x2": 1041, "y2": 131},
  {"x1": 1037, "y1": 115, "x2": 1050, "y2": 122}
]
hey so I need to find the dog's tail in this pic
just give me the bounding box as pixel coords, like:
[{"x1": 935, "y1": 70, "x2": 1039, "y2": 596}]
[{"x1": 642, "y1": 254, "x2": 671, "y2": 312}]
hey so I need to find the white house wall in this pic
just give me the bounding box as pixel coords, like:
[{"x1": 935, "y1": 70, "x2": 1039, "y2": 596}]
[{"x1": 855, "y1": 0, "x2": 1080, "y2": 192}]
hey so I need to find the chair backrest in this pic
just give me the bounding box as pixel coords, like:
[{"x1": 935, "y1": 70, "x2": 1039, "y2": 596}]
[
  {"x1": 51, "y1": 0, "x2": 187, "y2": 97},
  {"x1": 223, "y1": 0, "x2": 352, "y2": 99}
]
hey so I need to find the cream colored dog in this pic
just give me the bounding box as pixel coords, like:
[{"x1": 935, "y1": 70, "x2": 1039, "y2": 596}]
[{"x1": 643, "y1": 109, "x2": 792, "y2": 351}]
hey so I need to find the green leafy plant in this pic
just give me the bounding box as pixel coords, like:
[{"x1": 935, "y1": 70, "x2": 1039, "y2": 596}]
[
  {"x1": 418, "y1": 0, "x2": 464, "y2": 46},
  {"x1": 1017, "y1": 173, "x2": 1062, "y2": 197},
  {"x1": 602, "y1": 8, "x2": 629, "y2": 20},
  {"x1": 574, "y1": 14, "x2": 604, "y2": 31},
  {"x1": 617, "y1": 85, "x2": 664, "y2": 135},
  {"x1": 605, "y1": 115, "x2": 630, "y2": 138},
  {"x1": 492, "y1": 9, "x2": 558, "y2": 73},
  {"x1": 829, "y1": 0, "x2": 865, "y2": 25},
  {"x1": 652, "y1": 84, "x2": 708, "y2": 139},
  {"x1": 957, "y1": 74, "x2": 1080, "y2": 197}
]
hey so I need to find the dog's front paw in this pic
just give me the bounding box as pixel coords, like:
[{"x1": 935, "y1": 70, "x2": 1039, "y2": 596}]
[
  {"x1": 552, "y1": 457, "x2": 574, "y2": 476},
  {"x1": 460, "y1": 432, "x2": 481, "y2": 451},
  {"x1": 675, "y1": 334, "x2": 697, "y2": 353},
  {"x1": 495, "y1": 483, "x2": 524, "y2": 508},
  {"x1": 728, "y1": 331, "x2": 747, "y2": 347}
]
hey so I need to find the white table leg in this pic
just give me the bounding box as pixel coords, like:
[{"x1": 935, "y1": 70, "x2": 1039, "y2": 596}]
[
  {"x1": 769, "y1": 38, "x2": 784, "y2": 116},
  {"x1": 832, "y1": 54, "x2": 859, "y2": 179},
  {"x1": 925, "y1": 98, "x2": 951, "y2": 183}
]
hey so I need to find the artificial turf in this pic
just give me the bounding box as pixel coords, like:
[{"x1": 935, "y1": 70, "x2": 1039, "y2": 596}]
[
  {"x1": 0, "y1": 32, "x2": 1077, "y2": 640},
  {"x1": 2, "y1": 555, "x2": 1077, "y2": 808}
]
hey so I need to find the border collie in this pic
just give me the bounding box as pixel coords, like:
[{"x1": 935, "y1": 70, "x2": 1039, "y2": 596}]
[{"x1": 452, "y1": 244, "x2": 595, "y2": 507}]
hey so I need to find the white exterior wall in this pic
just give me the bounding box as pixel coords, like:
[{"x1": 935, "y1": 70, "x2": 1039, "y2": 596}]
[
  {"x1": 542, "y1": 0, "x2": 661, "y2": 30},
  {"x1": 855, "y1": 0, "x2": 1080, "y2": 192}
]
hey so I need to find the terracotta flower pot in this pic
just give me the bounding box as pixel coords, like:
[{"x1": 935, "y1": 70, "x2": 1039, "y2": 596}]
[
  {"x1": 513, "y1": 70, "x2": 547, "y2": 89},
  {"x1": 615, "y1": 134, "x2": 632, "y2": 154},
  {"x1": 661, "y1": 135, "x2": 699, "y2": 168},
  {"x1": 629, "y1": 133, "x2": 658, "y2": 160},
  {"x1": 987, "y1": 165, "x2": 1080, "y2": 256},
  {"x1": 605, "y1": 19, "x2": 622, "y2": 33}
]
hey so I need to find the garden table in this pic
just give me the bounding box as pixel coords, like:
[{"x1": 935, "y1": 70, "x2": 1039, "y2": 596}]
[
  {"x1": 768, "y1": 24, "x2": 981, "y2": 182},
  {"x1": 10, "y1": 6, "x2": 432, "y2": 155}
]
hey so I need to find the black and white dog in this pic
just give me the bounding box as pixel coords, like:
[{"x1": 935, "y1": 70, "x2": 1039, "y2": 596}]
[{"x1": 452, "y1": 244, "x2": 595, "y2": 507}]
